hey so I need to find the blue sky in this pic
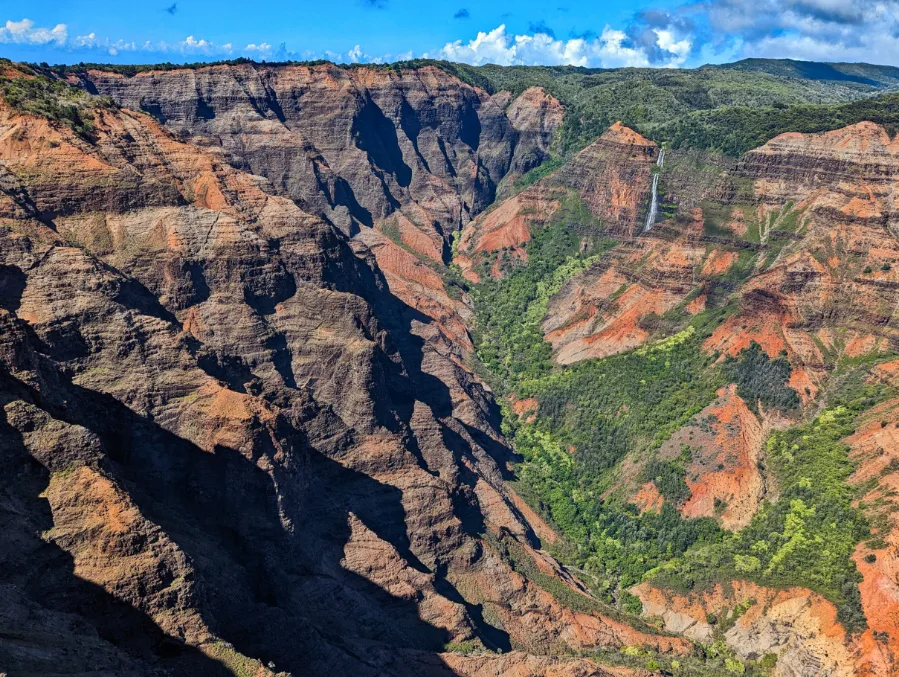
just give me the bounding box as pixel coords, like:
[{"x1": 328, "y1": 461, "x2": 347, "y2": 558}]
[{"x1": 0, "y1": 0, "x2": 894, "y2": 68}]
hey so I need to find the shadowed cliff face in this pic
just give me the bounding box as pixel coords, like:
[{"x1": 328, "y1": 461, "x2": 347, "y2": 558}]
[
  {"x1": 0, "y1": 66, "x2": 683, "y2": 677},
  {"x1": 72, "y1": 64, "x2": 562, "y2": 362},
  {"x1": 13, "y1": 58, "x2": 899, "y2": 677},
  {"x1": 74, "y1": 64, "x2": 561, "y2": 250}
]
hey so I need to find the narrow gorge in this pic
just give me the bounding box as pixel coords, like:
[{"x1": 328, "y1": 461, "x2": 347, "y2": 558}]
[{"x1": 1, "y1": 56, "x2": 899, "y2": 677}]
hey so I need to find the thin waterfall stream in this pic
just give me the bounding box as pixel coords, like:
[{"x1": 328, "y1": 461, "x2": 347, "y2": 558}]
[{"x1": 643, "y1": 148, "x2": 665, "y2": 232}]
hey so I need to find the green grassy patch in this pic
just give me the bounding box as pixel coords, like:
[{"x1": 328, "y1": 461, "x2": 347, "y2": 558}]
[
  {"x1": 0, "y1": 63, "x2": 113, "y2": 140},
  {"x1": 650, "y1": 385, "x2": 891, "y2": 633}
]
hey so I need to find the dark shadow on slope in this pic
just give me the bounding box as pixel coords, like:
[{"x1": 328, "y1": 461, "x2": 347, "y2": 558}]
[
  {"x1": 333, "y1": 175, "x2": 374, "y2": 228},
  {"x1": 0, "y1": 373, "x2": 232, "y2": 677},
  {"x1": 399, "y1": 98, "x2": 431, "y2": 174},
  {"x1": 440, "y1": 423, "x2": 540, "y2": 551},
  {"x1": 432, "y1": 562, "x2": 511, "y2": 654},
  {"x1": 458, "y1": 97, "x2": 481, "y2": 152},
  {"x1": 354, "y1": 95, "x2": 413, "y2": 188},
  {"x1": 5, "y1": 355, "x2": 455, "y2": 675},
  {"x1": 462, "y1": 422, "x2": 519, "y2": 481},
  {"x1": 0, "y1": 265, "x2": 26, "y2": 312}
]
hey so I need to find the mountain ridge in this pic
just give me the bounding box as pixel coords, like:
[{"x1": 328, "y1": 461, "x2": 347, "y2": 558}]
[{"x1": 2, "y1": 56, "x2": 899, "y2": 676}]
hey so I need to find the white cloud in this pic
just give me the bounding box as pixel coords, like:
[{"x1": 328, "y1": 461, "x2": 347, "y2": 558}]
[
  {"x1": 11, "y1": 0, "x2": 899, "y2": 71},
  {"x1": 183, "y1": 36, "x2": 210, "y2": 49},
  {"x1": 695, "y1": 0, "x2": 899, "y2": 65},
  {"x1": 0, "y1": 18, "x2": 67, "y2": 45},
  {"x1": 427, "y1": 24, "x2": 692, "y2": 68},
  {"x1": 653, "y1": 29, "x2": 691, "y2": 66},
  {"x1": 75, "y1": 32, "x2": 97, "y2": 47}
]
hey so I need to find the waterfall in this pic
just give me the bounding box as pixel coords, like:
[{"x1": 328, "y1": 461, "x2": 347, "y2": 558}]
[{"x1": 643, "y1": 148, "x2": 665, "y2": 233}]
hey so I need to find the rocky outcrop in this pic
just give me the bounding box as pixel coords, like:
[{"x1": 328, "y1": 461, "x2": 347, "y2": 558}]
[
  {"x1": 456, "y1": 122, "x2": 657, "y2": 281},
  {"x1": 634, "y1": 581, "x2": 855, "y2": 677},
  {"x1": 553, "y1": 122, "x2": 657, "y2": 238},
  {"x1": 0, "y1": 68, "x2": 684, "y2": 676},
  {"x1": 74, "y1": 64, "x2": 560, "y2": 248}
]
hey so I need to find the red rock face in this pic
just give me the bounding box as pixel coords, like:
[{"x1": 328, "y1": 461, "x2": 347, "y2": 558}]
[
  {"x1": 9, "y1": 61, "x2": 899, "y2": 676},
  {"x1": 846, "y1": 393, "x2": 899, "y2": 676},
  {"x1": 0, "y1": 68, "x2": 692, "y2": 676},
  {"x1": 543, "y1": 209, "x2": 741, "y2": 364},
  {"x1": 541, "y1": 122, "x2": 899, "y2": 377},
  {"x1": 659, "y1": 384, "x2": 778, "y2": 530},
  {"x1": 706, "y1": 122, "x2": 899, "y2": 371},
  {"x1": 456, "y1": 122, "x2": 658, "y2": 280}
]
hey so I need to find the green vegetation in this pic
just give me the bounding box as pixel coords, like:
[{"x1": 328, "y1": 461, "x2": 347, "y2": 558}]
[
  {"x1": 468, "y1": 192, "x2": 615, "y2": 390},
  {"x1": 656, "y1": 91, "x2": 899, "y2": 155},
  {"x1": 511, "y1": 155, "x2": 566, "y2": 193},
  {"x1": 716, "y1": 58, "x2": 899, "y2": 89},
  {"x1": 589, "y1": 640, "x2": 774, "y2": 676},
  {"x1": 442, "y1": 640, "x2": 486, "y2": 656},
  {"x1": 524, "y1": 328, "x2": 722, "y2": 472},
  {"x1": 724, "y1": 342, "x2": 800, "y2": 413},
  {"x1": 650, "y1": 386, "x2": 888, "y2": 633},
  {"x1": 204, "y1": 641, "x2": 272, "y2": 677},
  {"x1": 0, "y1": 61, "x2": 112, "y2": 140},
  {"x1": 38, "y1": 57, "x2": 256, "y2": 78},
  {"x1": 643, "y1": 447, "x2": 691, "y2": 505},
  {"x1": 502, "y1": 329, "x2": 725, "y2": 602},
  {"x1": 467, "y1": 64, "x2": 886, "y2": 154}
]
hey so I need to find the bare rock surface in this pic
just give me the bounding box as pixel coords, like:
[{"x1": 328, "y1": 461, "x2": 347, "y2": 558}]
[{"x1": 0, "y1": 68, "x2": 682, "y2": 676}]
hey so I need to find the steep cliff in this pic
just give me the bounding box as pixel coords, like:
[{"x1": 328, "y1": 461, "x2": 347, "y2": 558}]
[
  {"x1": 457, "y1": 112, "x2": 899, "y2": 676},
  {"x1": 456, "y1": 122, "x2": 657, "y2": 282},
  {"x1": 0, "y1": 64, "x2": 685, "y2": 676},
  {"x1": 7, "y1": 56, "x2": 899, "y2": 677},
  {"x1": 74, "y1": 63, "x2": 560, "y2": 247}
]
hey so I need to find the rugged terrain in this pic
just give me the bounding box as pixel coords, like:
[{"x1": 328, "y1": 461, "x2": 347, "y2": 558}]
[
  {"x1": 455, "y1": 110, "x2": 899, "y2": 674},
  {"x1": 0, "y1": 60, "x2": 687, "y2": 677},
  {"x1": 2, "y1": 56, "x2": 899, "y2": 677}
]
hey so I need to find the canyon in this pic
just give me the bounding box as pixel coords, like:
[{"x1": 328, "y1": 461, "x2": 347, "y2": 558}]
[{"x1": 1, "y1": 57, "x2": 898, "y2": 677}]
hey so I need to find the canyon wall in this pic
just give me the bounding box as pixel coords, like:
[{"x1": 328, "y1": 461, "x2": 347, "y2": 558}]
[{"x1": 0, "y1": 64, "x2": 678, "y2": 676}]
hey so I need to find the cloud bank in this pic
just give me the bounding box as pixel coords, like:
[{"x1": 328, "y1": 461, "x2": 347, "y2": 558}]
[
  {"x1": 0, "y1": 19, "x2": 67, "y2": 46},
  {"x1": 429, "y1": 0, "x2": 899, "y2": 68},
  {"x1": 427, "y1": 24, "x2": 680, "y2": 67}
]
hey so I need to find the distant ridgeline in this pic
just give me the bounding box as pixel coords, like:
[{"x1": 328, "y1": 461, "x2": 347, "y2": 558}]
[{"x1": 28, "y1": 55, "x2": 899, "y2": 157}]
